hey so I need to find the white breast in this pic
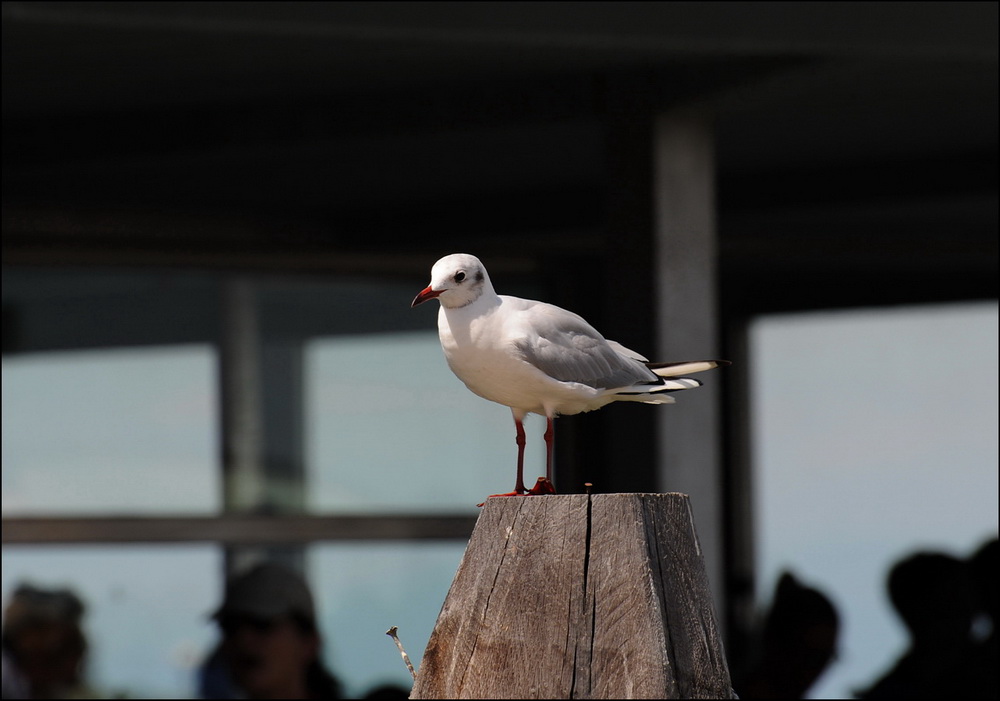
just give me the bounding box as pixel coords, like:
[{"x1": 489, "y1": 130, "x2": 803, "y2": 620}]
[{"x1": 437, "y1": 301, "x2": 605, "y2": 417}]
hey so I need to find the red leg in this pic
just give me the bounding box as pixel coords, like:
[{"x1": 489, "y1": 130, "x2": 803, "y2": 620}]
[
  {"x1": 526, "y1": 416, "x2": 556, "y2": 495},
  {"x1": 483, "y1": 412, "x2": 529, "y2": 501},
  {"x1": 513, "y1": 415, "x2": 528, "y2": 494},
  {"x1": 543, "y1": 416, "x2": 555, "y2": 487}
]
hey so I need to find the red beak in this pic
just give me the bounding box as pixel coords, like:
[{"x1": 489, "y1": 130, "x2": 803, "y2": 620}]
[{"x1": 411, "y1": 285, "x2": 443, "y2": 308}]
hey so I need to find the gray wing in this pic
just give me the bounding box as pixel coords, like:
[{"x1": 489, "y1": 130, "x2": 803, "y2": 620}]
[{"x1": 508, "y1": 301, "x2": 659, "y2": 389}]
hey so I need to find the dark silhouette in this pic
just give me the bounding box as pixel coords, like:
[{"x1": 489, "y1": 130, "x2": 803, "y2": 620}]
[
  {"x1": 361, "y1": 683, "x2": 411, "y2": 699},
  {"x1": 856, "y1": 549, "x2": 988, "y2": 699},
  {"x1": 1, "y1": 583, "x2": 97, "y2": 699},
  {"x1": 735, "y1": 571, "x2": 840, "y2": 699},
  {"x1": 198, "y1": 563, "x2": 342, "y2": 699},
  {"x1": 962, "y1": 538, "x2": 998, "y2": 699}
]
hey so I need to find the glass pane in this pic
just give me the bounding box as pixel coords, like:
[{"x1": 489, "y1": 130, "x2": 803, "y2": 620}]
[
  {"x1": 2, "y1": 345, "x2": 220, "y2": 515},
  {"x1": 305, "y1": 331, "x2": 547, "y2": 513},
  {"x1": 310, "y1": 541, "x2": 467, "y2": 698},
  {"x1": 1, "y1": 544, "x2": 222, "y2": 699},
  {"x1": 749, "y1": 301, "x2": 998, "y2": 699}
]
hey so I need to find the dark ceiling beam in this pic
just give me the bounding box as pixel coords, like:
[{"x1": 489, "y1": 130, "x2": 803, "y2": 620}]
[
  {"x1": 5, "y1": 192, "x2": 996, "y2": 319},
  {"x1": 719, "y1": 154, "x2": 999, "y2": 209},
  {"x1": 2, "y1": 77, "x2": 597, "y2": 168},
  {"x1": 2, "y1": 59, "x2": 800, "y2": 169},
  {"x1": 722, "y1": 268, "x2": 998, "y2": 316},
  {"x1": 0, "y1": 187, "x2": 602, "y2": 271},
  {"x1": 6, "y1": 192, "x2": 995, "y2": 268},
  {"x1": 5, "y1": 146, "x2": 997, "y2": 259},
  {"x1": 3, "y1": 3, "x2": 994, "y2": 64}
]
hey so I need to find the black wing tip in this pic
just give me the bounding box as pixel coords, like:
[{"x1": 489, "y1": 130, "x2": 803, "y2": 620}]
[{"x1": 618, "y1": 377, "x2": 703, "y2": 395}]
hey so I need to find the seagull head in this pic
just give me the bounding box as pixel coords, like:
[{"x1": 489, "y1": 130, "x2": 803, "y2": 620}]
[{"x1": 411, "y1": 253, "x2": 491, "y2": 309}]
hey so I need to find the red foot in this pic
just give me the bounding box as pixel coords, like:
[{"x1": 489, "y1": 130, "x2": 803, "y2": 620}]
[
  {"x1": 477, "y1": 478, "x2": 556, "y2": 506},
  {"x1": 477, "y1": 488, "x2": 524, "y2": 507},
  {"x1": 526, "y1": 477, "x2": 556, "y2": 495}
]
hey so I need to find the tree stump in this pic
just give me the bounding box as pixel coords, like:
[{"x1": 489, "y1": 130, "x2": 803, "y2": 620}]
[{"x1": 410, "y1": 493, "x2": 733, "y2": 699}]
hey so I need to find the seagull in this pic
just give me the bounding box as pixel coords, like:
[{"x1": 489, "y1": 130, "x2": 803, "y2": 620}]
[{"x1": 412, "y1": 253, "x2": 729, "y2": 498}]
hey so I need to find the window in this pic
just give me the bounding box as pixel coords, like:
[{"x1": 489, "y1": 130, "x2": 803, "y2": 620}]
[
  {"x1": 1, "y1": 545, "x2": 221, "y2": 698},
  {"x1": 749, "y1": 301, "x2": 998, "y2": 699},
  {"x1": 305, "y1": 332, "x2": 544, "y2": 513},
  {"x1": 310, "y1": 541, "x2": 468, "y2": 695},
  {"x1": 2, "y1": 345, "x2": 219, "y2": 515},
  {"x1": 3, "y1": 266, "x2": 531, "y2": 697}
]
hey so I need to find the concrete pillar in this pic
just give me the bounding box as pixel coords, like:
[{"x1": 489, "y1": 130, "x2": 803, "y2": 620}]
[{"x1": 652, "y1": 110, "x2": 726, "y2": 623}]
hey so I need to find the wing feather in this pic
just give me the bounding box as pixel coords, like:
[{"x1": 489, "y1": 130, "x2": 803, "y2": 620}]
[{"x1": 507, "y1": 301, "x2": 658, "y2": 389}]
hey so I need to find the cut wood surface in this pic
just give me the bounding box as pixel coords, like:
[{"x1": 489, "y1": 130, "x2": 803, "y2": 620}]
[{"x1": 410, "y1": 493, "x2": 733, "y2": 699}]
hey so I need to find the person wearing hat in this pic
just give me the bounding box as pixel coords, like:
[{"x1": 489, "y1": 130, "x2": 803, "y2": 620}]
[
  {"x1": 1, "y1": 583, "x2": 99, "y2": 699},
  {"x1": 200, "y1": 563, "x2": 342, "y2": 699}
]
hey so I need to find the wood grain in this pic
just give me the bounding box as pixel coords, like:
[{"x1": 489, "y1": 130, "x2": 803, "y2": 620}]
[{"x1": 411, "y1": 493, "x2": 732, "y2": 699}]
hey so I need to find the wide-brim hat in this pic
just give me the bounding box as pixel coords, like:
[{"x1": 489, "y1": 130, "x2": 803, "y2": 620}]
[{"x1": 211, "y1": 563, "x2": 315, "y2": 623}]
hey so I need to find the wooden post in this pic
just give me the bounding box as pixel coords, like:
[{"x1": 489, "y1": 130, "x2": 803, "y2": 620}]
[{"x1": 410, "y1": 494, "x2": 733, "y2": 699}]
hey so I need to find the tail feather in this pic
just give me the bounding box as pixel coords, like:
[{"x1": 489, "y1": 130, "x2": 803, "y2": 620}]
[
  {"x1": 604, "y1": 358, "x2": 729, "y2": 405},
  {"x1": 660, "y1": 377, "x2": 702, "y2": 390},
  {"x1": 647, "y1": 359, "x2": 731, "y2": 378},
  {"x1": 609, "y1": 376, "x2": 701, "y2": 402}
]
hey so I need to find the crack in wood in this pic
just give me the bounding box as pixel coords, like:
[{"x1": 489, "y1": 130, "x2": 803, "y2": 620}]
[{"x1": 411, "y1": 494, "x2": 731, "y2": 699}]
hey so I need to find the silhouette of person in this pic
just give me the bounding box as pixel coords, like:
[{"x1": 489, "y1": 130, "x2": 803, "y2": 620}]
[
  {"x1": 857, "y1": 551, "x2": 979, "y2": 699},
  {"x1": 198, "y1": 563, "x2": 342, "y2": 699},
  {"x1": 1, "y1": 583, "x2": 98, "y2": 699},
  {"x1": 735, "y1": 571, "x2": 839, "y2": 699},
  {"x1": 968, "y1": 537, "x2": 997, "y2": 623},
  {"x1": 361, "y1": 683, "x2": 412, "y2": 699},
  {"x1": 960, "y1": 538, "x2": 998, "y2": 698}
]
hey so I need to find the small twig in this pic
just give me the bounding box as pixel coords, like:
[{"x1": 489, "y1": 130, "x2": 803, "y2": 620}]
[{"x1": 386, "y1": 625, "x2": 416, "y2": 680}]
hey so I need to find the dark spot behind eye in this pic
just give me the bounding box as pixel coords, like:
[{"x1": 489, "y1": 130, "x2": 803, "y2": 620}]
[
  {"x1": 475, "y1": 269, "x2": 484, "y2": 283},
  {"x1": 454, "y1": 271, "x2": 466, "y2": 282}
]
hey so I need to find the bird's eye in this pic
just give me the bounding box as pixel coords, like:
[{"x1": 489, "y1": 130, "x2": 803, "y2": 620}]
[{"x1": 454, "y1": 271, "x2": 466, "y2": 283}]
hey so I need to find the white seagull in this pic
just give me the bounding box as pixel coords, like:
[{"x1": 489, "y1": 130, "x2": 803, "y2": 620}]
[{"x1": 412, "y1": 253, "x2": 729, "y2": 498}]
